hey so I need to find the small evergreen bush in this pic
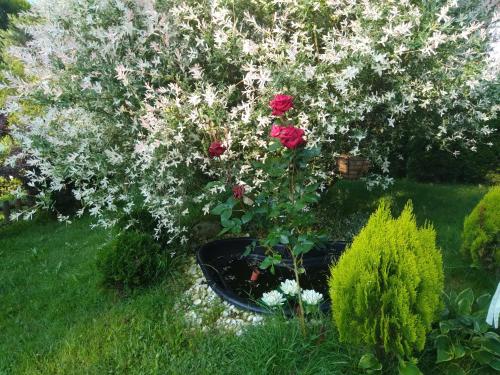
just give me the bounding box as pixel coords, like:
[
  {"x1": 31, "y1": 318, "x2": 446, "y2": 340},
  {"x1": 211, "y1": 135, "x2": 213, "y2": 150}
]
[
  {"x1": 97, "y1": 230, "x2": 169, "y2": 290},
  {"x1": 329, "y1": 201, "x2": 444, "y2": 364},
  {"x1": 462, "y1": 187, "x2": 500, "y2": 271}
]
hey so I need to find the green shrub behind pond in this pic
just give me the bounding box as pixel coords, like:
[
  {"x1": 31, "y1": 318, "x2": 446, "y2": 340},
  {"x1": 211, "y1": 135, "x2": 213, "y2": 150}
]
[{"x1": 462, "y1": 187, "x2": 500, "y2": 271}]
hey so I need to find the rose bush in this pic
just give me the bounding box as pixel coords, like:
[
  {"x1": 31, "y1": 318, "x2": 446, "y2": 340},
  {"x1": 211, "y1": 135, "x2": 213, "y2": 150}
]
[
  {"x1": 210, "y1": 94, "x2": 328, "y2": 332},
  {"x1": 1, "y1": 0, "x2": 498, "y2": 241}
]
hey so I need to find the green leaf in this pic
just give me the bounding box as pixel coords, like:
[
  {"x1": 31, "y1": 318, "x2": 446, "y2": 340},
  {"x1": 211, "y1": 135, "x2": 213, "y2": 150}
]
[
  {"x1": 398, "y1": 361, "x2": 422, "y2": 375},
  {"x1": 218, "y1": 227, "x2": 231, "y2": 236},
  {"x1": 259, "y1": 256, "x2": 273, "y2": 270},
  {"x1": 358, "y1": 353, "x2": 382, "y2": 371},
  {"x1": 294, "y1": 201, "x2": 305, "y2": 211},
  {"x1": 489, "y1": 358, "x2": 500, "y2": 371},
  {"x1": 226, "y1": 197, "x2": 238, "y2": 208},
  {"x1": 242, "y1": 241, "x2": 256, "y2": 257},
  {"x1": 453, "y1": 344, "x2": 466, "y2": 359},
  {"x1": 472, "y1": 350, "x2": 495, "y2": 365},
  {"x1": 443, "y1": 363, "x2": 465, "y2": 375},
  {"x1": 482, "y1": 332, "x2": 500, "y2": 355},
  {"x1": 211, "y1": 203, "x2": 227, "y2": 215},
  {"x1": 242, "y1": 246, "x2": 252, "y2": 257},
  {"x1": 473, "y1": 318, "x2": 490, "y2": 334},
  {"x1": 220, "y1": 208, "x2": 232, "y2": 222},
  {"x1": 293, "y1": 239, "x2": 315, "y2": 256},
  {"x1": 436, "y1": 335, "x2": 454, "y2": 363},
  {"x1": 280, "y1": 234, "x2": 289, "y2": 245},
  {"x1": 204, "y1": 181, "x2": 221, "y2": 190},
  {"x1": 268, "y1": 142, "x2": 281, "y2": 152},
  {"x1": 456, "y1": 288, "x2": 474, "y2": 315},
  {"x1": 476, "y1": 293, "x2": 492, "y2": 310},
  {"x1": 259, "y1": 254, "x2": 281, "y2": 271},
  {"x1": 440, "y1": 320, "x2": 459, "y2": 334},
  {"x1": 241, "y1": 211, "x2": 253, "y2": 224},
  {"x1": 302, "y1": 192, "x2": 319, "y2": 204}
]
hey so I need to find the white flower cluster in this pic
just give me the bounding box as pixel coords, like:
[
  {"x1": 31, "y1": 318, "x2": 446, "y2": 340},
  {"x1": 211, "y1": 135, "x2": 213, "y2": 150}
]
[
  {"x1": 262, "y1": 279, "x2": 323, "y2": 309},
  {"x1": 279, "y1": 279, "x2": 300, "y2": 297},
  {"x1": 4, "y1": 0, "x2": 498, "y2": 240},
  {"x1": 301, "y1": 289, "x2": 323, "y2": 306},
  {"x1": 181, "y1": 259, "x2": 263, "y2": 335},
  {"x1": 261, "y1": 290, "x2": 286, "y2": 307}
]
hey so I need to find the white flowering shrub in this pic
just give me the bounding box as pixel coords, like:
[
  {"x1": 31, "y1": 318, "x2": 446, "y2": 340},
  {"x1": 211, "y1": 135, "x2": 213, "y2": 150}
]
[{"x1": 3, "y1": 0, "x2": 499, "y2": 241}]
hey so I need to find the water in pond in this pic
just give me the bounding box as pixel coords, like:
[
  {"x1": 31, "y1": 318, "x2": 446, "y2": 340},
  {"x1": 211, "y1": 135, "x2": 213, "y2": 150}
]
[{"x1": 212, "y1": 254, "x2": 331, "y2": 303}]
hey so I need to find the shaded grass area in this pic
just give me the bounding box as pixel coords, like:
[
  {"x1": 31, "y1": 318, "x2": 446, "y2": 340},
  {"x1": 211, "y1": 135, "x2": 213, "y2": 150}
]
[{"x1": 0, "y1": 180, "x2": 495, "y2": 374}]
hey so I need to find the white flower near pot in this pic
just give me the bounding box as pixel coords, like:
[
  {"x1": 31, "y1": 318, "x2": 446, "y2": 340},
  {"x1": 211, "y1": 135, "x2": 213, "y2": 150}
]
[
  {"x1": 261, "y1": 290, "x2": 286, "y2": 307},
  {"x1": 486, "y1": 282, "x2": 500, "y2": 329},
  {"x1": 301, "y1": 289, "x2": 323, "y2": 305},
  {"x1": 279, "y1": 279, "x2": 300, "y2": 297}
]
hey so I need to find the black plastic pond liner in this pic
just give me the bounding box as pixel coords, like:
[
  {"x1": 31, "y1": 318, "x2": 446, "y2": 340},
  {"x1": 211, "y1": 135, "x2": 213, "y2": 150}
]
[{"x1": 196, "y1": 238, "x2": 346, "y2": 315}]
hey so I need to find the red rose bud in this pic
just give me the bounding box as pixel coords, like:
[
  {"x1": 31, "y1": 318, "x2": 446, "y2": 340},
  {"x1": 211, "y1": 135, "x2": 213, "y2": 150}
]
[
  {"x1": 270, "y1": 124, "x2": 283, "y2": 138},
  {"x1": 208, "y1": 141, "x2": 226, "y2": 158},
  {"x1": 278, "y1": 126, "x2": 305, "y2": 149},
  {"x1": 232, "y1": 184, "x2": 245, "y2": 199},
  {"x1": 269, "y1": 94, "x2": 294, "y2": 116}
]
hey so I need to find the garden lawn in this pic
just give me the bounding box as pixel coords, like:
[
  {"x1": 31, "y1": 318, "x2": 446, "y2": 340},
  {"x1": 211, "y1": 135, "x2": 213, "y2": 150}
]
[{"x1": 0, "y1": 180, "x2": 496, "y2": 374}]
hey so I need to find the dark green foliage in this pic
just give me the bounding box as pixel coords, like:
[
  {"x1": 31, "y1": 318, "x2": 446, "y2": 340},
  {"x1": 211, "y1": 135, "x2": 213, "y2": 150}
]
[
  {"x1": 116, "y1": 208, "x2": 177, "y2": 249},
  {"x1": 329, "y1": 201, "x2": 444, "y2": 364},
  {"x1": 116, "y1": 209, "x2": 157, "y2": 235},
  {"x1": 426, "y1": 288, "x2": 500, "y2": 374},
  {"x1": 50, "y1": 183, "x2": 81, "y2": 216},
  {"x1": 390, "y1": 131, "x2": 499, "y2": 184},
  {"x1": 462, "y1": 187, "x2": 500, "y2": 271},
  {"x1": 97, "y1": 230, "x2": 170, "y2": 290},
  {"x1": 0, "y1": 0, "x2": 29, "y2": 30}
]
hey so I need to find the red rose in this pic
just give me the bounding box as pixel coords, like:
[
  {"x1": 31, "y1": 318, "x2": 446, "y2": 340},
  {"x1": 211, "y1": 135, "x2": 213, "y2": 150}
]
[
  {"x1": 232, "y1": 184, "x2": 245, "y2": 199},
  {"x1": 208, "y1": 141, "x2": 226, "y2": 158},
  {"x1": 277, "y1": 126, "x2": 305, "y2": 149},
  {"x1": 270, "y1": 124, "x2": 283, "y2": 138},
  {"x1": 269, "y1": 94, "x2": 294, "y2": 116}
]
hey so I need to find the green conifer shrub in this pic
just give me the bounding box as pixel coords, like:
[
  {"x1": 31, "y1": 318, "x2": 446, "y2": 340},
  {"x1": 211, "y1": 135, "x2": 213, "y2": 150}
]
[
  {"x1": 462, "y1": 187, "x2": 500, "y2": 271},
  {"x1": 97, "y1": 230, "x2": 170, "y2": 290},
  {"x1": 329, "y1": 201, "x2": 444, "y2": 363}
]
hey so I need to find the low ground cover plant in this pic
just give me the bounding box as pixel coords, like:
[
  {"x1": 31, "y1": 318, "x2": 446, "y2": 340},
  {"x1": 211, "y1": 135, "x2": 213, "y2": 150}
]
[
  {"x1": 329, "y1": 201, "x2": 444, "y2": 373},
  {"x1": 428, "y1": 288, "x2": 500, "y2": 374}
]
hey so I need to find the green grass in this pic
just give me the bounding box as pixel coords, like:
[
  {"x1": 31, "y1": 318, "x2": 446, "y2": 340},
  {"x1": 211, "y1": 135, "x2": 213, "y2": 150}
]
[
  {"x1": 0, "y1": 215, "x2": 360, "y2": 374},
  {"x1": 0, "y1": 180, "x2": 496, "y2": 374}
]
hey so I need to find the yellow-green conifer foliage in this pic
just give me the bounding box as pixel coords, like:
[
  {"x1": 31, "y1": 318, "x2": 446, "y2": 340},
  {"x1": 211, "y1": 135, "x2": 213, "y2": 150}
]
[
  {"x1": 329, "y1": 201, "x2": 444, "y2": 359},
  {"x1": 462, "y1": 186, "x2": 500, "y2": 270}
]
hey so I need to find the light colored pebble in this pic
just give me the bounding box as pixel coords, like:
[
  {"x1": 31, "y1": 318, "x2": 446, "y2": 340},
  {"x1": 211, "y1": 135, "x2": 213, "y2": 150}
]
[{"x1": 179, "y1": 258, "x2": 264, "y2": 334}]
